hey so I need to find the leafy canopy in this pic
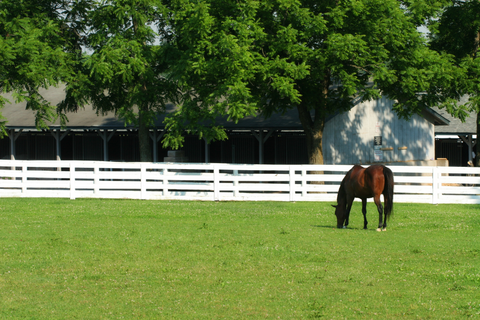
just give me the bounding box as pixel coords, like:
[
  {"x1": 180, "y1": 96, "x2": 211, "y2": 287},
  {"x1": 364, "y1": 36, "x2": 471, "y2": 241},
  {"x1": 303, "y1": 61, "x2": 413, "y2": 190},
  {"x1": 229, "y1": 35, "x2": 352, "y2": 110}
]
[
  {"x1": 429, "y1": 0, "x2": 480, "y2": 114},
  {"x1": 0, "y1": 0, "x2": 73, "y2": 134},
  {"x1": 162, "y1": 0, "x2": 466, "y2": 155}
]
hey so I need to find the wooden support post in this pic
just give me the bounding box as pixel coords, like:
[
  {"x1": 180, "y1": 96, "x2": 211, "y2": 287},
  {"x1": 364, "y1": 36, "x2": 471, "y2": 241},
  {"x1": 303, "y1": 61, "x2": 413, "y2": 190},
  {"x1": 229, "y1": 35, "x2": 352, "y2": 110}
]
[
  {"x1": 51, "y1": 129, "x2": 71, "y2": 161},
  {"x1": 204, "y1": 138, "x2": 210, "y2": 163},
  {"x1": 251, "y1": 129, "x2": 274, "y2": 164},
  {"x1": 9, "y1": 129, "x2": 23, "y2": 160},
  {"x1": 149, "y1": 130, "x2": 164, "y2": 163},
  {"x1": 98, "y1": 129, "x2": 116, "y2": 161},
  {"x1": 460, "y1": 135, "x2": 476, "y2": 165}
]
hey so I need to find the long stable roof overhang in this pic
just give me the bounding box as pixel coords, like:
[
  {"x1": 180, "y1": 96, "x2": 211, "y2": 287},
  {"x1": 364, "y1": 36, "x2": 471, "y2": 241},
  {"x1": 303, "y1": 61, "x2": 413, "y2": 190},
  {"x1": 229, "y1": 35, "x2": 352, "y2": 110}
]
[
  {"x1": 1, "y1": 86, "x2": 453, "y2": 132},
  {"x1": 0, "y1": 86, "x2": 305, "y2": 131}
]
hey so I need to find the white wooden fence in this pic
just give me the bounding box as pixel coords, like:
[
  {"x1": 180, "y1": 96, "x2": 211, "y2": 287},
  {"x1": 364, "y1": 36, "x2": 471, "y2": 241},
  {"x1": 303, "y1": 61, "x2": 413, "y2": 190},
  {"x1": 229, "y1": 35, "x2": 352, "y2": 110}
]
[{"x1": 1, "y1": 160, "x2": 480, "y2": 204}]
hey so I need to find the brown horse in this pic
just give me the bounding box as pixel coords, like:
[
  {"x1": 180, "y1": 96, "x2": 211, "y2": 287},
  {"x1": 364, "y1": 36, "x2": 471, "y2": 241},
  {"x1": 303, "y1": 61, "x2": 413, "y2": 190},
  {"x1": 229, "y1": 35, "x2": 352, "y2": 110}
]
[{"x1": 332, "y1": 164, "x2": 394, "y2": 231}]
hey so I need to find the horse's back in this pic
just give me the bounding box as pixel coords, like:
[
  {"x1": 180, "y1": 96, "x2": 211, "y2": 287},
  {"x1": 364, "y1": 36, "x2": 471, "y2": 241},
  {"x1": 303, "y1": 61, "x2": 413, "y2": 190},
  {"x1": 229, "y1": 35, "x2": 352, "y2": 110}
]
[
  {"x1": 348, "y1": 164, "x2": 386, "y2": 199},
  {"x1": 344, "y1": 165, "x2": 369, "y2": 198},
  {"x1": 365, "y1": 164, "x2": 385, "y2": 175},
  {"x1": 365, "y1": 164, "x2": 389, "y2": 194}
]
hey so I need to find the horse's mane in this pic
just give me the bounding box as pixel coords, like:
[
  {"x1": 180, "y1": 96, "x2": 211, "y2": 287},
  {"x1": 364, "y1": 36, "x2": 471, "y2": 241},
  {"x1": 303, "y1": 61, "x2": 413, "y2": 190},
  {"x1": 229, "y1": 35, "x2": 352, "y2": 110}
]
[
  {"x1": 336, "y1": 176, "x2": 347, "y2": 203},
  {"x1": 336, "y1": 166, "x2": 356, "y2": 205}
]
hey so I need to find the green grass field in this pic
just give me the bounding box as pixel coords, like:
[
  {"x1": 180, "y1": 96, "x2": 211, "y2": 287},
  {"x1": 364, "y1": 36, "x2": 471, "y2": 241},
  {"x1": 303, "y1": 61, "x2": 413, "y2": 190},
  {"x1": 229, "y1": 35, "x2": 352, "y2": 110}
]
[{"x1": 0, "y1": 198, "x2": 479, "y2": 319}]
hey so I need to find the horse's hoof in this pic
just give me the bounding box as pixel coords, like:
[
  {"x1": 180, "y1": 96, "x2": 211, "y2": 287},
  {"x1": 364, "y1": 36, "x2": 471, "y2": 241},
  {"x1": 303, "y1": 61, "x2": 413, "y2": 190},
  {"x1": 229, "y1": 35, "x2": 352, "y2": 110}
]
[
  {"x1": 343, "y1": 226, "x2": 347, "y2": 229},
  {"x1": 376, "y1": 228, "x2": 382, "y2": 232},
  {"x1": 382, "y1": 228, "x2": 387, "y2": 232}
]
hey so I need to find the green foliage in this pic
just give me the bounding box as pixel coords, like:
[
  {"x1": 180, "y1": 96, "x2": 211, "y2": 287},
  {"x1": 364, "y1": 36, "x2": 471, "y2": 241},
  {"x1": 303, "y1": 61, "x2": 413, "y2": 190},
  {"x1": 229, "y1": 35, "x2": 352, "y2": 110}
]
[
  {"x1": 0, "y1": 0, "x2": 73, "y2": 135},
  {"x1": 0, "y1": 0, "x2": 473, "y2": 163},
  {"x1": 163, "y1": 0, "x2": 463, "y2": 163},
  {"x1": 430, "y1": 0, "x2": 480, "y2": 58},
  {"x1": 0, "y1": 199, "x2": 479, "y2": 318},
  {"x1": 60, "y1": 0, "x2": 181, "y2": 161},
  {"x1": 429, "y1": 0, "x2": 480, "y2": 113},
  {"x1": 428, "y1": 0, "x2": 480, "y2": 164}
]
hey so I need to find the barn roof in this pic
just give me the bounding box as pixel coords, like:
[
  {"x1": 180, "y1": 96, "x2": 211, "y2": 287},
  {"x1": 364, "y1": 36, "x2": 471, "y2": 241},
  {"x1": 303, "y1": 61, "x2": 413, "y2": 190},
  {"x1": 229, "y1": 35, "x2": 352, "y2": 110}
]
[
  {"x1": 431, "y1": 107, "x2": 476, "y2": 136},
  {"x1": 1, "y1": 85, "x2": 453, "y2": 132},
  {"x1": 1, "y1": 85, "x2": 305, "y2": 131}
]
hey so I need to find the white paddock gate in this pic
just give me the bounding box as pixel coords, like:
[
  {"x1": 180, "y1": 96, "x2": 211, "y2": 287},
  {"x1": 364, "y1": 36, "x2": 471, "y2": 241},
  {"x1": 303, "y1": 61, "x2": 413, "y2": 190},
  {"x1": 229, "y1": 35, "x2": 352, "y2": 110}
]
[{"x1": 0, "y1": 160, "x2": 479, "y2": 204}]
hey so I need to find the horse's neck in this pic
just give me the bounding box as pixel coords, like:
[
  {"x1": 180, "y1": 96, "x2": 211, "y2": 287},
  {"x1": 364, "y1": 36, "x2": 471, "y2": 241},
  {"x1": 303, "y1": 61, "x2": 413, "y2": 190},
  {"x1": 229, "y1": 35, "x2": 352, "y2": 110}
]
[{"x1": 336, "y1": 182, "x2": 347, "y2": 205}]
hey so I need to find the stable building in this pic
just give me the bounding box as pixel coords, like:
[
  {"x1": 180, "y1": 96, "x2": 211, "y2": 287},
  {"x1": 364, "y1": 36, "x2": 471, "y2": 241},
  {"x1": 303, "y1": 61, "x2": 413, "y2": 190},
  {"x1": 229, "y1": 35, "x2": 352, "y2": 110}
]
[
  {"x1": 323, "y1": 96, "x2": 450, "y2": 165},
  {"x1": 433, "y1": 101, "x2": 477, "y2": 167},
  {"x1": 0, "y1": 86, "x2": 462, "y2": 165},
  {"x1": 0, "y1": 86, "x2": 308, "y2": 164}
]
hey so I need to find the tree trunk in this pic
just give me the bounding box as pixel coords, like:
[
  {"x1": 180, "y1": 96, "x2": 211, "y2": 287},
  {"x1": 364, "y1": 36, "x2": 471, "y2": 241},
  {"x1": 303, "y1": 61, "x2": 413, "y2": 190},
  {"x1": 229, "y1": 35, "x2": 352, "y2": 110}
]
[
  {"x1": 297, "y1": 102, "x2": 325, "y2": 164},
  {"x1": 296, "y1": 71, "x2": 329, "y2": 165},
  {"x1": 475, "y1": 31, "x2": 480, "y2": 167},
  {"x1": 138, "y1": 103, "x2": 153, "y2": 162},
  {"x1": 132, "y1": 14, "x2": 152, "y2": 162},
  {"x1": 305, "y1": 121, "x2": 324, "y2": 164},
  {"x1": 297, "y1": 102, "x2": 325, "y2": 190},
  {"x1": 476, "y1": 111, "x2": 480, "y2": 167}
]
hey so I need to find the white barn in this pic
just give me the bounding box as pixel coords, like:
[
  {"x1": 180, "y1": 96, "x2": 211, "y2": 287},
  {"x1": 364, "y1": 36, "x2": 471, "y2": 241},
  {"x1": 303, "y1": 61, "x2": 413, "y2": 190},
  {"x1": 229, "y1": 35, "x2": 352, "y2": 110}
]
[{"x1": 323, "y1": 96, "x2": 448, "y2": 165}]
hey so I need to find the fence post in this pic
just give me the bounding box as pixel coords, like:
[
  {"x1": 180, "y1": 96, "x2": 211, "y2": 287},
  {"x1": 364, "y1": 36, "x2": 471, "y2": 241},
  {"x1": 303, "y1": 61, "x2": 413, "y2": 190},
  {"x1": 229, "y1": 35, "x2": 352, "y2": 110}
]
[
  {"x1": 301, "y1": 166, "x2": 307, "y2": 198},
  {"x1": 70, "y1": 162, "x2": 76, "y2": 200},
  {"x1": 289, "y1": 166, "x2": 295, "y2": 202},
  {"x1": 233, "y1": 169, "x2": 239, "y2": 198},
  {"x1": 214, "y1": 165, "x2": 220, "y2": 201},
  {"x1": 21, "y1": 162, "x2": 27, "y2": 194},
  {"x1": 94, "y1": 162, "x2": 99, "y2": 195},
  {"x1": 141, "y1": 163, "x2": 147, "y2": 200},
  {"x1": 162, "y1": 167, "x2": 168, "y2": 198},
  {"x1": 432, "y1": 167, "x2": 439, "y2": 205}
]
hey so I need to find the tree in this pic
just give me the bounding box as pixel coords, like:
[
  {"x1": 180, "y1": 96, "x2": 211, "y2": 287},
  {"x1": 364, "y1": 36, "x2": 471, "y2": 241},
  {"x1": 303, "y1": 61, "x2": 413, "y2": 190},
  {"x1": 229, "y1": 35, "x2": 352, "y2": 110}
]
[
  {"x1": 0, "y1": 0, "x2": 73, "y2": 135},
  {"x1": 62, "y1": 0, "x2": 179, "y2": 162},
  {"x1": 429, "y1": 0, "x2": 480, "y2": 165},
  {"x1": 163, "y1": 0, "x2": 463, "y2": 164}
]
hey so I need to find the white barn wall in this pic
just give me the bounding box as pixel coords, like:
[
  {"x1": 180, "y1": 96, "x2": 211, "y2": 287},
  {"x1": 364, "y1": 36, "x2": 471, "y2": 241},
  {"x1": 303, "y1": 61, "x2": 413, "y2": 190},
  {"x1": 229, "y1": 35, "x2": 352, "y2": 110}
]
[{"x1": 323, "y1": 97, "x2": 435, "y2": 165}]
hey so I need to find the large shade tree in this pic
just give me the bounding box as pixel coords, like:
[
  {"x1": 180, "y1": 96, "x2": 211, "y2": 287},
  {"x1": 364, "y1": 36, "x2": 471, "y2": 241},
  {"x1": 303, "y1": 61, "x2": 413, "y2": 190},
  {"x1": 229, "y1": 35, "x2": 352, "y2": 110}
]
[
  {"x1": 61, "y1": 0, "x2": 179, "y2": 162},
  {"x1": 0, "y1": 0, "x2": 74, "y2": 135},
  {"x1": 429, "y1": 0, "x2": 480, "y2": 165},
  {"x1": 163, "y1": 0, "x2": 464, "y2": 164},
  {"x1": 2, "y1": 0, "x2": 467, "y2": 164}
]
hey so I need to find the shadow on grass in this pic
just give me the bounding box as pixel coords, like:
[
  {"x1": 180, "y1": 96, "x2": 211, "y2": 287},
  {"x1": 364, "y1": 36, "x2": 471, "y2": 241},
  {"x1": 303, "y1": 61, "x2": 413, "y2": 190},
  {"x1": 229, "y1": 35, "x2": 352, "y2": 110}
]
[
  {"x1": 311, "y1": 225, "x2": 336, "y2": 229},
  {"x1": 311, "y1": 225, "x2": 381, "y2": 231}
]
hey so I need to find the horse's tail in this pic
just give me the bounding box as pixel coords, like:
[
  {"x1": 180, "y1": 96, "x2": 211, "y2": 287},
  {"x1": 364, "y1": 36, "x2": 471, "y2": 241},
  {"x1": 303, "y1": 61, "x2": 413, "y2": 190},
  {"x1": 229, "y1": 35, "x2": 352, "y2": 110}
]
[{"x1": 383, "y1": 166, "x2": 394, "y2": 219}]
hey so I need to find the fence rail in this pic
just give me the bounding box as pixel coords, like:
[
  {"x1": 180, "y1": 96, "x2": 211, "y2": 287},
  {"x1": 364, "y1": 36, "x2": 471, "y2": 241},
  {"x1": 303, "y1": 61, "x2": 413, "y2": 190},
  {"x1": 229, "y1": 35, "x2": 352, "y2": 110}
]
[{"x1": 1, "y1": 160, "x2": 480, "y2": 204}]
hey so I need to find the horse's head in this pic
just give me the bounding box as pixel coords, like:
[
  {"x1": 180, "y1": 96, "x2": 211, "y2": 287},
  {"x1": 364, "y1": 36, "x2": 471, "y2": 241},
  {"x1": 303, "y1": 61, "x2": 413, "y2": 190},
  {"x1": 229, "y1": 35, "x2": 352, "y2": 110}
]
[{"x1": 331, "y1": 204, "x2": 346, "y2": 228}]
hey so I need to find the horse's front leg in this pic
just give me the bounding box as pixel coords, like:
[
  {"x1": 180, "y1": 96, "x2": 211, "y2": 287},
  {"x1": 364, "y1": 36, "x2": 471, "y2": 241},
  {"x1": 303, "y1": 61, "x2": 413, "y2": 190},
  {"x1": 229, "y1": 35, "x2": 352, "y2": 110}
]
[
  {"x1": 362, "y1": 198, "x2": 368, "y2": 229},
  {"x1": 374, "y1": 195, "x2": 386, "y2": 231},
  {"x1": 344, "y1": 197, "x2": 354, "y2": 228}
]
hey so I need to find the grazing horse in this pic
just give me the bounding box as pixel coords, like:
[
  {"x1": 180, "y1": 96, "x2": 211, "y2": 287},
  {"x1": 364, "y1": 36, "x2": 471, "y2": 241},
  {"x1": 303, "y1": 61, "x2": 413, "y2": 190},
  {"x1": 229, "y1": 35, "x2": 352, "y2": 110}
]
[{"x1": 332, "y1": 164, "x2": 394, "y2": 231}]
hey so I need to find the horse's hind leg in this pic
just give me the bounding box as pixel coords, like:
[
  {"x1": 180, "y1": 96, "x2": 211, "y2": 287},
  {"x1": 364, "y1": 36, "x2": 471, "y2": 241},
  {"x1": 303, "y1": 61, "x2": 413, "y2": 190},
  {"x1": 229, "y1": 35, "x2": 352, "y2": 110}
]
[
  {"x1": 374, "y1": 195, "x2": 385, "y2": 232},
  {"x1": 362, "y1": 199, "x2": 368, "y2": 229}
]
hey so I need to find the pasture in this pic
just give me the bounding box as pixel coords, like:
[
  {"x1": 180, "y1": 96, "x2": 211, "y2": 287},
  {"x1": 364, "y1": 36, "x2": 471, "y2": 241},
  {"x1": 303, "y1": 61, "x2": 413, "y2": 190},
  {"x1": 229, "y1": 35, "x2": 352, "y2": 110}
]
[{"x1": 0, "y1": 198, "x2": 479, "y2": 319}]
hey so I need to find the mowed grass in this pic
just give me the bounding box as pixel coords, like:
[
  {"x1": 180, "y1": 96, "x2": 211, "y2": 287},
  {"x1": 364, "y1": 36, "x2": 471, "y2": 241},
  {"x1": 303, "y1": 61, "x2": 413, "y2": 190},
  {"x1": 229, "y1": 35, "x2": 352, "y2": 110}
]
[{"x1": 0, "y1": 198, "x2": 479, "y2": 319}]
